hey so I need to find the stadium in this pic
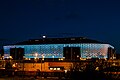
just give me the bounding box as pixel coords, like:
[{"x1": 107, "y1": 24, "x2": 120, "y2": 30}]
[{"x1": 3, "y1": 37, "x2": 115, "y2": 60}]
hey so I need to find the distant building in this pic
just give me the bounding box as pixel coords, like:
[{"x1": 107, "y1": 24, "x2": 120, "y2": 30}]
[
  {"x1": 0, "y1": 49, "x2": 4, "y2": 57},
  {"x1": 3, "y1": 37, "x2": 115, "y2": 60},
  {"x1": 116, "y1": 53, "x2": 120, "y2": 59}
]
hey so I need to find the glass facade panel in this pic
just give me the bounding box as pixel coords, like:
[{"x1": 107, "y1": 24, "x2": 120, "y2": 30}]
[{"x1": 3, "y1": 44, "x2": 113, "y2": 58}]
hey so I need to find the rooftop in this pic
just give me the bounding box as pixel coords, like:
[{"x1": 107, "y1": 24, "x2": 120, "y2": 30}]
[{"x1": 14, "y1": 37, "x2": 103, "y2": 45}]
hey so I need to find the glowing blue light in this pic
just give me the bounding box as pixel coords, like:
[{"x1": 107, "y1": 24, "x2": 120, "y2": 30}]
[{"x1": 3, "y1": 44, "x2": 114, "y2": 58}]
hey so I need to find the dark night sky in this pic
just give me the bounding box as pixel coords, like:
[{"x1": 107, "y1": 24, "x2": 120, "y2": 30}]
[{"x1": 0, "y1": 0, "x2": 120, "y2": 53}]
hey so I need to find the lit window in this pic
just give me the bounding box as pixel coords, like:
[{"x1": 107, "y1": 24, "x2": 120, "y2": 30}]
[
  {"x1": 57, "y1": 68, "x2": 60, "y2": 70},
  {"x1": 50, "y1": 68, "x2": 53, "y2": 70},
  {"x1": 54, "y1": 68, "x2": 56, "y2": 70}
]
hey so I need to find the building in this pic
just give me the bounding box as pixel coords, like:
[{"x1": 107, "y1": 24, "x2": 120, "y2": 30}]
[
  {"x1": 3, "y1": 37, "x2": 115, "y2": 60},
  {"x1": 116, "y1": 53, "x2": 120, "y2": 59}
]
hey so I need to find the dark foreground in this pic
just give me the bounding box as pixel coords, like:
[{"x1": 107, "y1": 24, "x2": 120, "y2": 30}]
[
  {"x1": 0, "y1": 77, "x2": 61, "y2": 80},
  {"x1": 0, "y1": 67, "x2": 120, "y2": 80},
  {"x1": 0, "y1": 71, "x2": 119, "y2": 80}
]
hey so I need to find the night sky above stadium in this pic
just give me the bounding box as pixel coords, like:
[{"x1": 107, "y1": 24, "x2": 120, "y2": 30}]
[{"x1": 0, "y1": 0, "x2": 120, "y2": 53}]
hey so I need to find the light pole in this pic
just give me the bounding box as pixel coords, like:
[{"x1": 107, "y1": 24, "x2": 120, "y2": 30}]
[
  {"x1": 42, "y1": 55, "x2": 45, "y2": 71},
  {"x1": 34, "y1": 53, "x2": 38, "y2": 70},
  {"x1": 41, "y1": 55, "x2": 44, "y2": 71}
]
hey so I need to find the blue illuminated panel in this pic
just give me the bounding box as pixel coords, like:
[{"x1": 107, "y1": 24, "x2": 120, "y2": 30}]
[{"x1": 3, "y1": 44, "x2": 114, "y2": 58}]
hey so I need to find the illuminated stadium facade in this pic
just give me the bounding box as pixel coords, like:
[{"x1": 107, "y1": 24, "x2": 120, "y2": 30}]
[{"x1": 3, "y1": 37, "x2": 115, "y2": 60}]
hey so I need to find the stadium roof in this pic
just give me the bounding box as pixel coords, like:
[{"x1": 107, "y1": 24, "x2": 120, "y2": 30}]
[{"x1": 14, "y1": 37, "x2": 104, "y2": 45}]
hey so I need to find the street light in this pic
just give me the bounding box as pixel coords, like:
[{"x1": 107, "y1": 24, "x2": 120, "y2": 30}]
[
  {"x1": 52, "y1": 56, "x2": 54, "y2": 61},
  {"x1": 35, "y1": 53, "x2": 38, "y2": 58},
  {"x1": 42, "y1": 55, "x2": 45, "y2": 61},
  {"x1": 41, "y1": 55, "x2": 45, "y2": 71},
  {"x1": 34, "y1": 52, "x2": 38, "y2": 62}
]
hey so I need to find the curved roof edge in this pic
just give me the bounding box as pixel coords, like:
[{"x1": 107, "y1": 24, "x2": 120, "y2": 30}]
[{"x1": 13, "y1": 37, "x2": 105, "y2": 45}]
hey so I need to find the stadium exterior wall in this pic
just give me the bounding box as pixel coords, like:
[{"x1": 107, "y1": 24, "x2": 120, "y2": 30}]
[{"x1": 3, "y1": 43, "x2": 114, "y2": 59}]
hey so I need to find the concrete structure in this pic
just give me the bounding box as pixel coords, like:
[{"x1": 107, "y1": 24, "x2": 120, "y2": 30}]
[{"x1": 17, "y1": 62, "x2": 73, "y2": 71}]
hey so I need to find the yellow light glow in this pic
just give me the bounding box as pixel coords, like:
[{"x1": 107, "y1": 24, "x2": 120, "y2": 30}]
[
  {"x1": 95, "y1": 67, "x2": 99, "y2": 71},
  {"x1": 64, "y1": 70, "x2": 67, "y2": 73},
  {"x1": 57, "y1": 68, "x2": 60, "y2": 70},
  {"x1": 61, "y1": 58, "x2": 63, "y2": 61},
  {"x1": 9, "y1": 56, "x2": 12, "y2": 59},
  {"x1": 54, "y1": 68, "x2": 56, "y2": 70},
  {"x1": 50, "y1": 68, "x2": 53, "y2": 70},
  {"x1": 42, "y1": 58, "x2": 44, "y2": 61},
  {"x1": 80, "y1": 58, "x2": 86, "y2": 60},
  {"x1": 25, "y1": 58, "x2": 28, "y2": 60},
  {"x1": 35, "y1": 53, "x2": 38, "y2": 57},
  {"x1": 12, "y1": 63, "x2": 16, "y2": 67}
]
